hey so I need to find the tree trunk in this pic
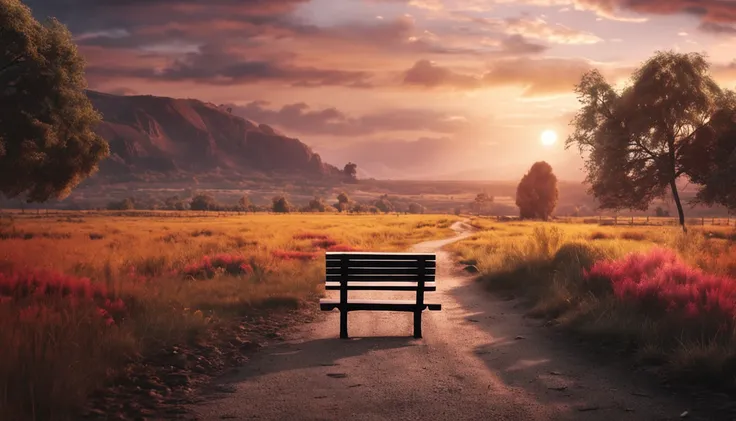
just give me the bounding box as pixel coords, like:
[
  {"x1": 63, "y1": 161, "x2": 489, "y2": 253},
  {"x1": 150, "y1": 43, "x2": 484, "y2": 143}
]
[{"x1": 669, "y1": 179, "x2": 686, "y2": 232}]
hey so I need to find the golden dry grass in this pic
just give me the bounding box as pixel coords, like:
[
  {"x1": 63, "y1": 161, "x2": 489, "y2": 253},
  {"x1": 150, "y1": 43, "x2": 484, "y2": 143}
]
[
  {"x1": 451, "y1": 217, "x2": 736, "y2": 386},
  {"x1": 0, "y1": 212, "x2": 458, "y2": 420}
]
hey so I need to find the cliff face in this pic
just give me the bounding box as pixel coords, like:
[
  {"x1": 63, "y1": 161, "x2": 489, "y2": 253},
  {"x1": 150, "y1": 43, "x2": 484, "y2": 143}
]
[{"x1": 87, "y1": 91, "x2": 339, "y2": 179}]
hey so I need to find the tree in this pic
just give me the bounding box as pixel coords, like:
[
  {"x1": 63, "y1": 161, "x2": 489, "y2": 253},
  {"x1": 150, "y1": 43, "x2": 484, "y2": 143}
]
[
  {"x1": 408, "y1": 202, "x2": 425, "y2": 214},
  {"x1": 473, "y1": 193, "x2": 494, "y2": 215},
  {"x1": 237, "y1": 195, "x2": 252, "y2": 212},
  {"x1": 336, "y1": 192, "x2": 350, "y2": 212},
  {"x1": 307, "y1": 197, "x2": 327, "y2": 212},
  {"x1": 655, "y1": 206, "x2": 670, "y2": 217},
  {"x1": 190, "y1": 194, "x2": 217, "y2": 211},
  {"x1": 374, "y1": 195, "x2": 394, "y2": 213},
  {"x1": 272, "y1": 196, "x2": 291, "y2": 213},
  {"x1": 0, "y1": 1, "x2": 109, "y2": 202},
  {"x1": 343, "y1": 162, "x2": 358, "y2": 182},
  {"x1": 681, "y1": 107, "x2": 736, "y2": 211},
  {"x1": 515, "y1": 161, "x2": 558, "y2": 220},
  {"x1": 351, "y1": 203, "x2": 368, "y2": 213},
  {"x1": 164, "y1": 195, "x2": 187, "y2": 210},
  {"x1": 566, "y1": 51, "x2": 734, "y2": 231},
  {"x1": 107, "y1": 197, "x2": 135, "y2": 211}
]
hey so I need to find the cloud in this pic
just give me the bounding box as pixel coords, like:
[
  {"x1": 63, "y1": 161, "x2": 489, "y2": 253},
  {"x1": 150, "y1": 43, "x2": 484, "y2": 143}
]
[
  {"x1": 482, "y1": 57, "x2": 593, "y2": 96},
  {"x1": 573, "y1": 0, "x2": 736, "y2": 24},
  {"x1": 85, "y1": 43, "x2": 374, "y2": 87},
  {"x1": 403, "y1": 60, "x2": 481, "y2": 88},
  {"x1": 403, "y1": 57, "x2": 594, "y2": 96},
  {"x1": 698, "y1": 21, "x2": 736, "y2": 35},
  {"x1": 225, "y1": 102, "x2": 471, "y2": 136},
  {"x1": 501, "y1": 16, "x2": 602, "y2": 44}
]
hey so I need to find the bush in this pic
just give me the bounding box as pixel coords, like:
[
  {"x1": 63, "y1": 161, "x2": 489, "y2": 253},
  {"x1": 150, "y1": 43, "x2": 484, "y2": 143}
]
[
  {"x1": 585, "y1": 248, "x2": 736, "y2": 338},
  {"x1": 182, "y1": 254, "x2": 253, "y2": 280},
  {"x1": 590, "y1": 231, "x2": 612, "y2": 240}
]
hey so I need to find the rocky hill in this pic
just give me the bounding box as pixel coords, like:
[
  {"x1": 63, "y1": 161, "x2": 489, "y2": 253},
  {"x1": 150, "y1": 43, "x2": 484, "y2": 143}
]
[{"x1": 87, "y1": 91, "x2": 341, "y2": 181}]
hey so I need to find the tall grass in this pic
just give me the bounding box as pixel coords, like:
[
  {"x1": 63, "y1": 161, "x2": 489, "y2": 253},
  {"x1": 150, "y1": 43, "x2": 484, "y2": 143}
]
[
  {"x1": 0, "y1": 213, "x2": 458, "y2": 420},
  {"x1": 451, "y1": 220, "x2": 736, "y2": 386}
]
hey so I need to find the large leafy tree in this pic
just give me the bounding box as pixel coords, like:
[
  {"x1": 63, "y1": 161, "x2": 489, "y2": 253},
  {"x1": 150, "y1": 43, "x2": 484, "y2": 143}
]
[
  {"x1": 566, "y1": 51, "x2": 732, "y2": 230},
  {"x1": 516, "y1": 161, "x2": 558, "y2": 220},
  {"x1": 1, "y1": 0, "x2": 108, "y2": 202},
  {"x1": 681, "y1": 105, "x2": 736, "y2": 211}
]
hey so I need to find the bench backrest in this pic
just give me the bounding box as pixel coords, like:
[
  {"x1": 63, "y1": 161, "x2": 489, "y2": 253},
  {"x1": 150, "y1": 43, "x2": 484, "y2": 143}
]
[{"x1": 325, "y1": 252, "x2": 436, "y2": 285}]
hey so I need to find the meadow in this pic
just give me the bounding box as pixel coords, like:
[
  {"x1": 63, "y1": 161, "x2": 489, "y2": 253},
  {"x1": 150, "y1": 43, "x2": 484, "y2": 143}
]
[
  {"x1": 451, "y1": 218, "x2": 736, "y2": 388},
  {"x1": 0, "y1": 212, "x2": 458, "y2": 420}
]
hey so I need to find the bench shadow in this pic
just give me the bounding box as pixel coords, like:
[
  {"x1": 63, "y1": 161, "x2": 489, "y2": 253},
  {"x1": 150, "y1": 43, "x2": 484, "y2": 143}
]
[{"x1": 214, "y1": 336, "x2": 416, "y2": 385}]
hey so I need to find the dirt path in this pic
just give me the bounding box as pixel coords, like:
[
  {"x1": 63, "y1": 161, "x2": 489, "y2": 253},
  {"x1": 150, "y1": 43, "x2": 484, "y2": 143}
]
[{"x1": 191, "y1": 221, "x2": 694, "y2": 421}]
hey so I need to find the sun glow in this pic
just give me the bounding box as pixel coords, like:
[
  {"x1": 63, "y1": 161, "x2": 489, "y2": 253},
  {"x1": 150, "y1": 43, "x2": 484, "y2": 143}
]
[{"x1": 541, "y1": 130, "x2": 557, "y2": 147}]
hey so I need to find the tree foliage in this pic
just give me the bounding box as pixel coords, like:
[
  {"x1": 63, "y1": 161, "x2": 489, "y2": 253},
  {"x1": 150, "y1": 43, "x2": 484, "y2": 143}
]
[
  {"x1": 566, "y1": 51, "x2": 734, "y2": 229},
  {"x1": 0, "y1": 1, "x2": 109, "y2": 202},
  {"x1": 190, "y1": 194, "x2": 217, "y2": 211},
  {"x1": 107, "y1": 197, "x2": 135, "y2": 211},
  {"x1": 408, "y1": 202, "x2": 425, "y2": 214},
  {"x1": 307, "y1": 197, "x2": 327, "y2": 212},
  {"x1": 343, "y1": 162, "x2": 357, "y2": 182},
  {"x1": 272, "y1": 196, "x2": 291, "y2": 213},
  {"x1": 335, "y1": 191, "x2": 350, "y2": 212},
  {"x1": 237, "y1": 195, "x2": 254, "y2": 212},
  {"x1": 515, "y1": 161, "x2": 558, "y2": 220},
  {"x1": 374, "y1": 194, "x2": 394, "y2": 213},
  {"x1": 472, "y1": 192, "x2": 494, "y2": 215},
  {"x1": 680, "y1": 107, "x2": 736, "y2": 211}
]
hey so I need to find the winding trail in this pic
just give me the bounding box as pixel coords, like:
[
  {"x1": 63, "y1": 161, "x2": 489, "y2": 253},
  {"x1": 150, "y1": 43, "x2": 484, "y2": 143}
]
[{"x1": 192, "y1": 221, "x2": 693, "y2": 421}]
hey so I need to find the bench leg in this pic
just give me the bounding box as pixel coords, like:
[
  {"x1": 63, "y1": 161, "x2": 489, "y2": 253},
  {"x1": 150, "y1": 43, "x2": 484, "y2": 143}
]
[
  {"x1": 413, "y1": 310, "x2": 422, "y2": 339},
  {"x1": 340, "y1": 310, "x2": 348, "y2": 339}
]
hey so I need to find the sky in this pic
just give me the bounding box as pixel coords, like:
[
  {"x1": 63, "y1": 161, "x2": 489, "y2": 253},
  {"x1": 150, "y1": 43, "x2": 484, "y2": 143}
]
[{"x1": 25, "y1": 0, "x2": 736, "y2": 180}]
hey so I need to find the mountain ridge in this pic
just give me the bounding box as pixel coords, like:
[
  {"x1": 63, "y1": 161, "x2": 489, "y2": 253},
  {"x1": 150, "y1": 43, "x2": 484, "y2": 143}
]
[{"x1": 87, "y1": 90, "x2": 342, "y2": 182}]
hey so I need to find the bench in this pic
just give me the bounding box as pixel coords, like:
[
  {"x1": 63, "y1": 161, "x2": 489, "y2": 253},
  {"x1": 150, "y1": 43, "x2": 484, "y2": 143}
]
[{"x1": 319, "y1": 252, "x2": 441, "y2": 339}]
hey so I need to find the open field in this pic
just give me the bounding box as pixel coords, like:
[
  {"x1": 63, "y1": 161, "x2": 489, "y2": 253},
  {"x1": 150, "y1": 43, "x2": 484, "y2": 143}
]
[
  {"x1": 451, "y1": 218, "x2": 736, "y2": 389},
  {"x1": 0, "y1": 212, "x2": 458, "y2": 420}
]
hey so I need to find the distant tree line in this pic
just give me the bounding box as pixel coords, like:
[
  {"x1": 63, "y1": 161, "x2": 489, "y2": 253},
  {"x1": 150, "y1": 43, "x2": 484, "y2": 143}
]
[{"x1": 102, "y1": 191, "x2": 431, "y2": 215}]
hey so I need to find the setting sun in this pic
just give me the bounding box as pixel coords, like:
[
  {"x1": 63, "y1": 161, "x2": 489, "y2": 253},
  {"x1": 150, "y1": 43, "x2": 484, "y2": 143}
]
[{"x1": 540, "y1": 130, "x2": 558, "y2": 147}]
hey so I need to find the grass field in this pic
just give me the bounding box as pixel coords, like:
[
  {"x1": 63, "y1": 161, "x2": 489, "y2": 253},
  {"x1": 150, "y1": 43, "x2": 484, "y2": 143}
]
[
  {"x1": 451, "y1": 218, "x2": 736, "y2": 387},
  {"x1": 0, "y1": 212, "x2": 458, "y2": 420}
]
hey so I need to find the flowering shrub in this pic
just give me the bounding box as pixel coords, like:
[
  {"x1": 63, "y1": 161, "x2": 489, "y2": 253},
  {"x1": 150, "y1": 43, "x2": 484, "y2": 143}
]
[
  {"x1": 0, "y1": 270, "x2": 127, "y2": 326},
  {"x1": 0, "y1": 270, "x2": 107, "y2": 301},
  {"x1": 271, "y1": 250, "x2": 318, "y2": 261},
  {"x1": 585, "y1": 248, "x2": 736, "y2": 326},
  {"x1": 182, "y1": 254, "x2": 253, "y2": 279}
]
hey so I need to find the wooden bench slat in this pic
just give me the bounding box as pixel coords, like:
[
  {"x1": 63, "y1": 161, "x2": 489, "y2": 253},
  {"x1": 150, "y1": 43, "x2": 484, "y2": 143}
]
[
  {"x1": 325, "y1": 282, "x2": 436, "y2": 291},
  {"x1": 326, "y1": 252, "x2": 435, "y2": 258},
  {"x1": 326, "y1": 274, "x2": 435, "y2": 282},
  {"x1": 319, "y1": 299, "x2": 441, "y2": 312},
  {"x1": 326, "y1": 267, "x2": 436, "y2": 275},
  {"x1": 326, "y1": 259, "x2": 436, "y2": 268}
]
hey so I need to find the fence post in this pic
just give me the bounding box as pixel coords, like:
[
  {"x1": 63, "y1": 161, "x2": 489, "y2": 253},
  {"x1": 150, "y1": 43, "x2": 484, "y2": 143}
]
[{"x1": 702, "y1": 217, "x2": 705, "y2": 226}]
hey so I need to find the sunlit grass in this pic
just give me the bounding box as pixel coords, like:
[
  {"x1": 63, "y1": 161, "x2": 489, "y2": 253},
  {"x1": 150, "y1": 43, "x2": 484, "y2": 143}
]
[
  {"x1": 0, "y1": 212, "x2": 458, "y2": 420},
  {"x1": 451, "y1": 217, "x2": 736, "y2": 386}
]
